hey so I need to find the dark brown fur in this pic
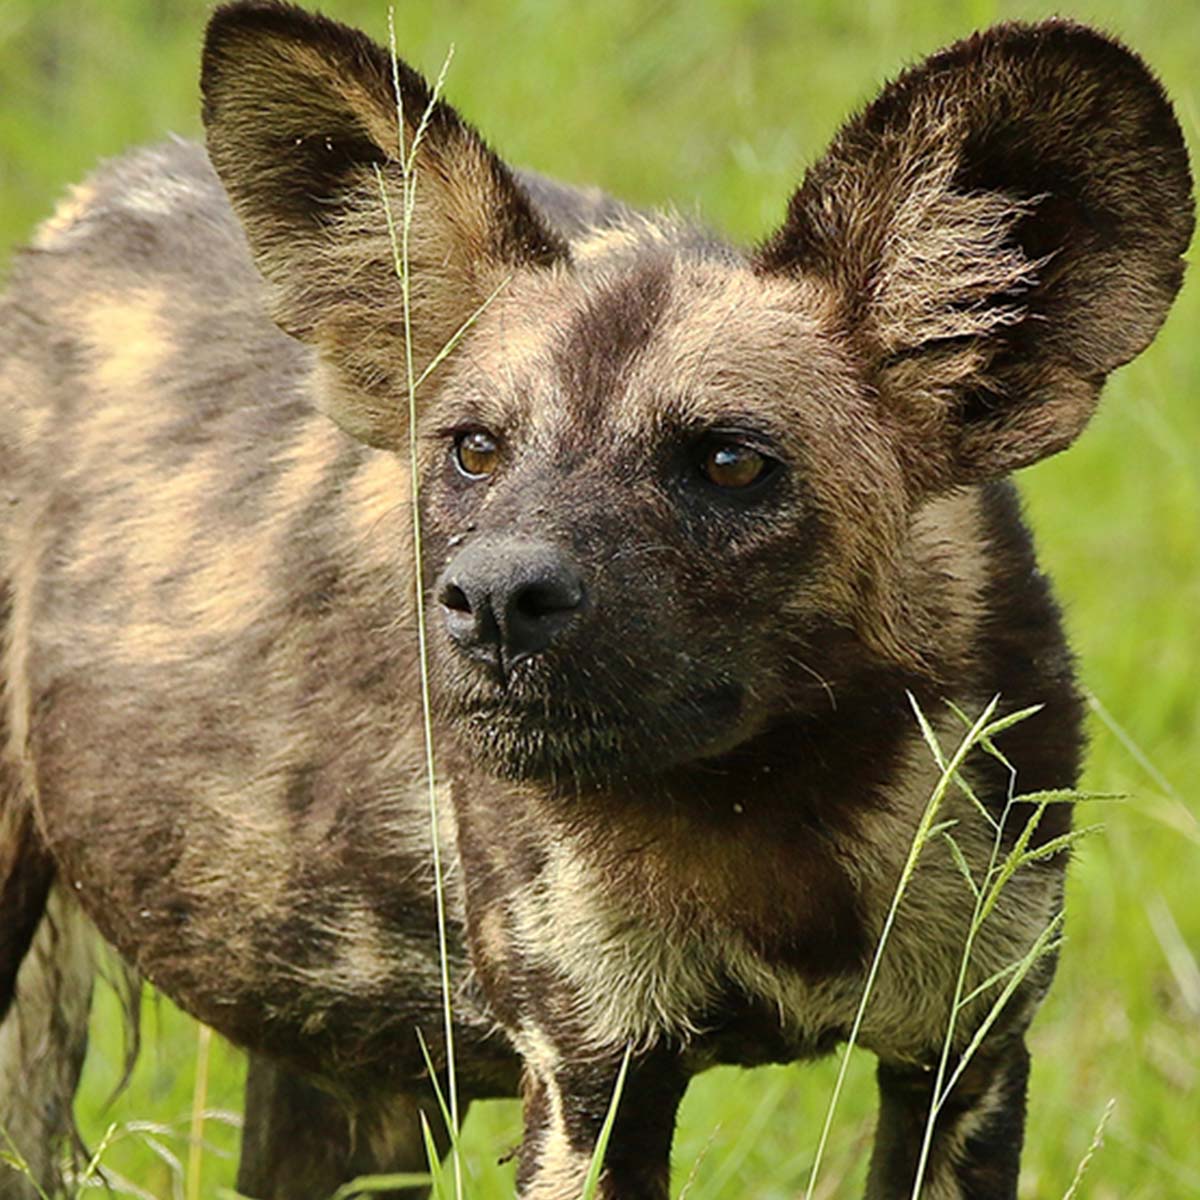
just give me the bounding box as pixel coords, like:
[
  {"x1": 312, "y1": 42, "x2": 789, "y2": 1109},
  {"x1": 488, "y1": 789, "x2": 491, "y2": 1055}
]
[{"x1": 0, "y1": 4, "x2": 1192, "y2": 1199}]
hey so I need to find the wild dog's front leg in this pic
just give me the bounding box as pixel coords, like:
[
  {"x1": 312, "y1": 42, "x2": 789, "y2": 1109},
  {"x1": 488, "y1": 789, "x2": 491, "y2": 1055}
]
[
  {"x1": 865, "y1": 1037, "x2": 1031, "y2": 1200},
  {"x1": 517, "y1": 1042, "x2": 687, "y2": 1200}
]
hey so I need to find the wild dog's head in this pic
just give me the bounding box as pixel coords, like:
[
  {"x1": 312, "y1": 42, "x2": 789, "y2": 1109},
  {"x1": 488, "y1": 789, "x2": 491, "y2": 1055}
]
[{"x1": 202, "y1": 3, "x2": 1192, "y2": 786}]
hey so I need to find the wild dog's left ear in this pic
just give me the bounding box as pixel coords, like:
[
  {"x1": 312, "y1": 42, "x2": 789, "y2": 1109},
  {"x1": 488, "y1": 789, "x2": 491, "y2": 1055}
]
[
  {"x1": 756, "y1": 22, "x2": 1194, "y2": 490},
  {"x1": 202, "y1": 1, "x2": 566, "y2": 448}
]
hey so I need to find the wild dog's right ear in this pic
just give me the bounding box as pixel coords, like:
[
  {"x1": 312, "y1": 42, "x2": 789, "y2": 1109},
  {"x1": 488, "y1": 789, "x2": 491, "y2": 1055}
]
[
  {"x1": 756, "y1": 22, "x2": 1194, "y2": 492},
  {"x1": 202, "y1": 1, "x2": 566, "y2": 448}
]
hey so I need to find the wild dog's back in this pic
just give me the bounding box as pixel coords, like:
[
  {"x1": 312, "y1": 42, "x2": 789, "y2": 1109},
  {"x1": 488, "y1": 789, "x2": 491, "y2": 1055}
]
[
  {"x1": 0, "y1": 136, "x2": 509, "y2": 1082},
  {"x1": 0, "y1": 139, "x2": 309, "y2": 617}
]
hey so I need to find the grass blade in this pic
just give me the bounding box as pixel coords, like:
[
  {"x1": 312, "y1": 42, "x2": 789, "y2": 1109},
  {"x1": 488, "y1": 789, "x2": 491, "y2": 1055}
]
[
  {"x1": 416, "y1": 1025, "x2": 466, "y2": 1167},
  {"x1": 413, "y1": 275, "x2": 512, "y2": 392},
  {"x1": 1011, "y1": 788, "x2": 1122, "y2": 806},
  {"x1": 331, "y1": 1173, "x2": 436, "y2": 1200},
  {"x1": 0, "y1": 1128, "x2": 51, "y2": 1200},
  {"x1": 941, "y1": 830, "x2": 980, "y2": 898},
  {"x1": 1018, "y1": 824, "x2": 1104, "y2": 866},
  {"x1": 380, "y1": 14, "x2": 466, "y2": 1199},
  {"x1": 420, "y1": 1111, "x2": 449, "y2": 1200},
  {"x1": 186, "y1": 1023, "x2": 213, "y2": 1200},
  {"x1": 980, "y1": 703, "x2": 1044, "y2": 739},
  {"x1": 909, "y1": 691, "x2": 951, "y2": 770},
  {"x1": 1062, "y1": 1099, "x2": 1117, "y2": 1200},
  {"x1": 936, "y1": 910, "x2": 1065, "y2": 1115},
  {"x1": 580, "y1": 1046, "x2": 632, "y2": 1200},
  {"x1": 804, "y1": 696, "x2": 999, "y2": 1200}
]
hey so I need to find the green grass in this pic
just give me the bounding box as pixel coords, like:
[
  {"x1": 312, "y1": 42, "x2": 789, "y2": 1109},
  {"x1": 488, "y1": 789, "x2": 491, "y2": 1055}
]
[{"x1": 2, "y1": 0, "x2": 1198, "y2": 1196}]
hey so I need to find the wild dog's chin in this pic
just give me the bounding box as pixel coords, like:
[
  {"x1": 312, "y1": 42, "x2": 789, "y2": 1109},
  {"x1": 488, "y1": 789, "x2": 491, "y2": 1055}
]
[{"x1": 443, "y1": 679, "x2": 753, "y2": 788}]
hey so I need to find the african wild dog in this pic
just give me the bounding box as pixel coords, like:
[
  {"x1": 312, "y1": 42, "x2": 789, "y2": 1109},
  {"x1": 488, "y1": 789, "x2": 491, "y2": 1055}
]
[{"x1": 0, "y1": 2, "x2": 1193, "y2": 1197}]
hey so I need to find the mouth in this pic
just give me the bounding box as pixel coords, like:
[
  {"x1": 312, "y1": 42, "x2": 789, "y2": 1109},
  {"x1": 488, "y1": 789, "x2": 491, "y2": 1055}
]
[{"x1": 444, "y1": 678, "x2": 749, "y2": 786}]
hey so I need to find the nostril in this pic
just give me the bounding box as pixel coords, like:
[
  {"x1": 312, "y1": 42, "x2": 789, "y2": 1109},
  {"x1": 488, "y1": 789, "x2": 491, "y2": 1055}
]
[
  {"x1": 514, "y1": 577, "x2": 583, "y2": 621},
  {"x1": 439, "y1": 582, "x2": 472, "y2": 614}
]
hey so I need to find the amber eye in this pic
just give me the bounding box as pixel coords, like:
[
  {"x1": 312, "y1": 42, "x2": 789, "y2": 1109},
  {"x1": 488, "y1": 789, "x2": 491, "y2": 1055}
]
[
  {"x1": 700, "y1": 441, "x2": 769, "y2": 490},
  {"x1": 454, "y1": 430, "x2": 499, "y2": 479}
]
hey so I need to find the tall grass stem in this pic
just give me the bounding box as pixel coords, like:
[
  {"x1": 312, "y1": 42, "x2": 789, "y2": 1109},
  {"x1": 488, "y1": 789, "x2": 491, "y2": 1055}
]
[
  {"x1": 803, "y1": 696, "x2": 1001, "y2": 1199},
  {"x1": 383, "y1": 11, "x2": 462, "y2": 1197},
  {"x1": 185, "y1": 1025, "x2": 212, "y2": 1200}
]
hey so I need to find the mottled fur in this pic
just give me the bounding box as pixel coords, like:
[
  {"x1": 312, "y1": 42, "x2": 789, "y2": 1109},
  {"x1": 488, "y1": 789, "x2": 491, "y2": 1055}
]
[{"x1": 0, "y1": 4, "x2": 1192, "y2": 1199}]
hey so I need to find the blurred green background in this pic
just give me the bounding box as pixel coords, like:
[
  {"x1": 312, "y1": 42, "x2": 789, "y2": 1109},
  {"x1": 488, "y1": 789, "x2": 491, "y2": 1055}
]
[{"x1": 1, "y1": 1, "x2": 1197, "y2": 1197}]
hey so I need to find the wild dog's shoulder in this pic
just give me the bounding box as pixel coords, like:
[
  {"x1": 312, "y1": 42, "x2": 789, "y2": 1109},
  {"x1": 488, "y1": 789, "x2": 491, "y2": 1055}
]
[
  {"x1": 3, "y1": 136, "x2": 271, "y2": 385},
  {"x1": 26, "y1": 138, "x2": 240, "y2": 262},
  {"x1": 5, "y1": 139, "x2": 264, "y2": 369},
  {"x1": 0, "y1": 137, "x2": 307, "y2": 474},
  {"x1": 4, "y1": 141, "x2": 262, "y2": 384}
]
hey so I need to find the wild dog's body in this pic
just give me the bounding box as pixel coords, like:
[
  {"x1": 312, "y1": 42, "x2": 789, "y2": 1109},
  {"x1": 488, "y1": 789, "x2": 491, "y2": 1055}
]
[{"x1": 0, "y1": 5, "x2": 1192, "y2": 1199}]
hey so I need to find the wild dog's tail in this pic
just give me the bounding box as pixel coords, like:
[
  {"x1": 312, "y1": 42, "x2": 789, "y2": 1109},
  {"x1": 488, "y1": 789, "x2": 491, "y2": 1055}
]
[
  {"x1": 0, "y1": 794, "x2": 55, "y2": 1023},
  {"x1": 0, "y1": 794, "x2": 96, "y2": 1196}
]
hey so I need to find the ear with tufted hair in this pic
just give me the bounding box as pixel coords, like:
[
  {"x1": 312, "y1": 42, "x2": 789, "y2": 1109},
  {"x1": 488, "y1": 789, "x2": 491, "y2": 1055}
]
[
  {"x1": 201, "y1": 0, "x2": 567, "y2": 448},
  {"x1": 756, "y1": 21, "x2": 1194, "y2": 492}
]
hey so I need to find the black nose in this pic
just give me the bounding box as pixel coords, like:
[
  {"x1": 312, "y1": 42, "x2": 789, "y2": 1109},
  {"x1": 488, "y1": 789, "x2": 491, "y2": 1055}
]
[{"x1": 436, "y1": 538, "x2": 585, "y2": 670}]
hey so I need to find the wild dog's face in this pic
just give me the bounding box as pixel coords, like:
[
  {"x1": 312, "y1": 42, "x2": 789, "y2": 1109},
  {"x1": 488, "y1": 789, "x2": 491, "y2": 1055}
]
[
  {"x1": 202, "y1": 6, "x2": 1192, "y2": 786},
  {"x1": 418, "y1": 257, "x2": 869, "y2": 783}
]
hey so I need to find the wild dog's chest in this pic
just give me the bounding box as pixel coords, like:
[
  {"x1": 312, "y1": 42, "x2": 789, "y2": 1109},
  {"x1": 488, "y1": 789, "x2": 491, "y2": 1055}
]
[
  {"x1": 451, "y1": 744, "x2": 1062, "y2": 1068},
  {"x1": 452, "y1": 782, "x2": 878, "y2": 1062}
]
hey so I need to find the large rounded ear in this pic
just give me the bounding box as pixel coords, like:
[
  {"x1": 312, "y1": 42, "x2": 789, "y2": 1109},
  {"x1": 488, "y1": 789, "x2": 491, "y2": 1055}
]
[
  {"x1": 756, "y1": 21, "x2": 1194, "y2": 492},
  {"x1": 202, "y1": 1, "x2": 567, "y2": 448}
]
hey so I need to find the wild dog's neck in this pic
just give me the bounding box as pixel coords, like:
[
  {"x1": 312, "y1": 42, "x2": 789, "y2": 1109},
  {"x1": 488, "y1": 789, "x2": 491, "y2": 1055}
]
[
  {"x1": 841, "y1": 486, "x2": 992, "y2": 681},
  {"x1": 449, "y1": 656, "x2": 929, "y2": 977}
]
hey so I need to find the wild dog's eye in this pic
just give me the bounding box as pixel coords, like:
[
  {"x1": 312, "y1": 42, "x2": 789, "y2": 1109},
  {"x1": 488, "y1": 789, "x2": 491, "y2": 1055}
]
[
  {"x1": 699, "y1": 440, "x2": 773, "y2": 490},
  {"x1": 454, "y1": 430, "x2": 499, "y2": 479}
]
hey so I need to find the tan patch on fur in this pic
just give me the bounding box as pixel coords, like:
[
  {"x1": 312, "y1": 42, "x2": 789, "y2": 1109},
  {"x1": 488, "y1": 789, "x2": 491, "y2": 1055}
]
[
  {"x1": 901, "y1": 488, "x2": 990, "y2": 662},
  {"x1": 509, "y1": 843, "x2": 714, "y2": 1052},
  {"x1": 108, "y1": 416, "x2": 349, "y2": 662},
  {"x1": 342, "y1": 450, "x2": 411, "y2": 570},
  {"x1": 163, "y1": 794, "x2": 294, "y2": 980},
  {"x1": 159, "y1": 526, "x2": 270, "y2": 636},
  {"x1": 475, "y1": 905, "x2": 508, "y2": 968},
  {"x1": 76, "y1": 286, "x2": 173, "y2": 401},
  {"x1": 338, "y1": 448, "x2": 419, "y2": 625},
  {"x1": 271, "y1": 412, "x2": 345, "y2": 505},
  {"x1": 0, "y1": 357, "x2": 53, "y2": 450},
  {"x1": 31, "y1": 183, "x2": 97, "y2": 250},
  {"x1": 71, "y1": 472, "x2": 264, "y2": 665},
  {"x1": 522, "y1": 1093, "x2": 591, "y2": 1200},
  {"x1": 514, "y1": 1029, "x2": 593, "y2": 1200},
  {"x1": 314, "y1": 901, "x2": 394, "y2": 994},
  {"x1": 117, "y1": 172, "x2": 200, "y2": 218},
  {"x1": 571, "y1": 212, "x2": 678, "y2": 263}
]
